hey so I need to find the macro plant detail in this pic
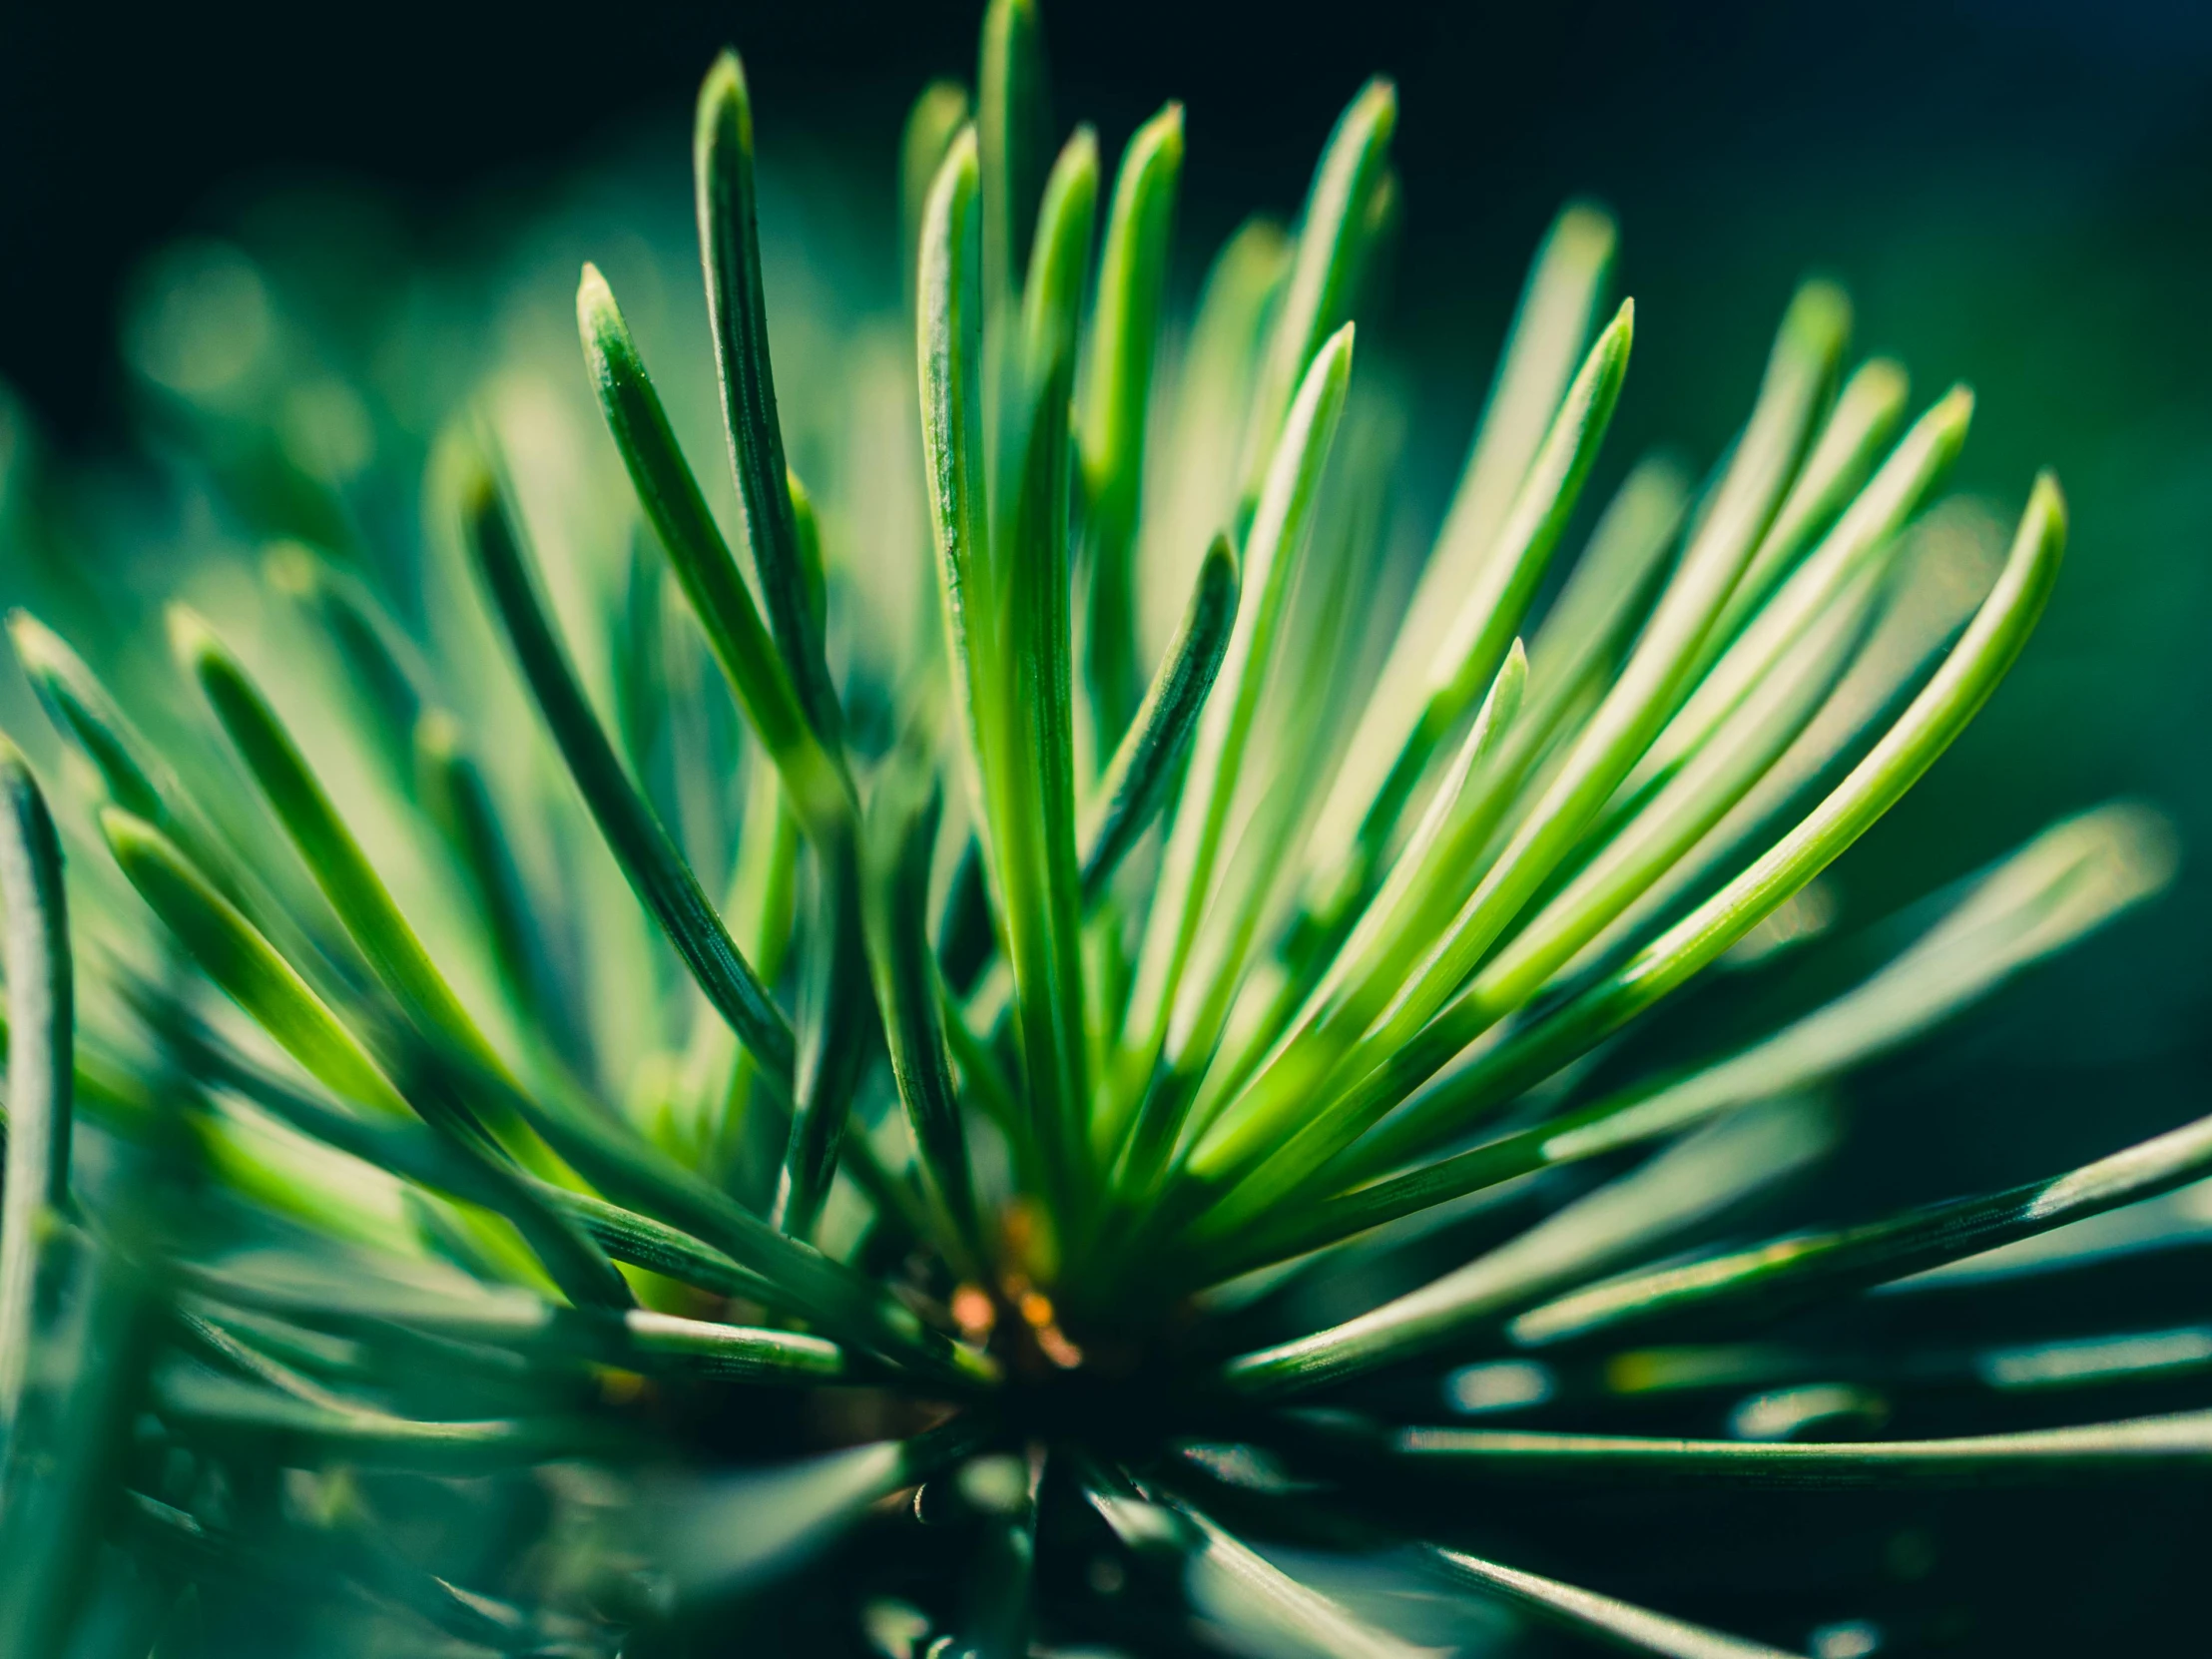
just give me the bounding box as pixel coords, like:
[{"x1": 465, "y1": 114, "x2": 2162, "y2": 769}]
[{"x1": 0, "y1": 0, "x2": 2196, "y2": 1654}]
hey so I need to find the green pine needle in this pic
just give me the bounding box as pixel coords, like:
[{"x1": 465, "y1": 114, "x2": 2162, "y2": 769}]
[{"x1": 0, "y1": 9, "x2": 2179, "y2": 1656}]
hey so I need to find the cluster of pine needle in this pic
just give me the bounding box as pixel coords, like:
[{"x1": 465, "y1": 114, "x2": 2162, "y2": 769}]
[{"x1": 0, "y1": 1, "x2": 2195, "y2": 1654}]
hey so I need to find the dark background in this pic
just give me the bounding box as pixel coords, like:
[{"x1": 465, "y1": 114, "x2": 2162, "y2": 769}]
[{"x1": 8, "y1": 0, "x2": 2211, "y2": 441}]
